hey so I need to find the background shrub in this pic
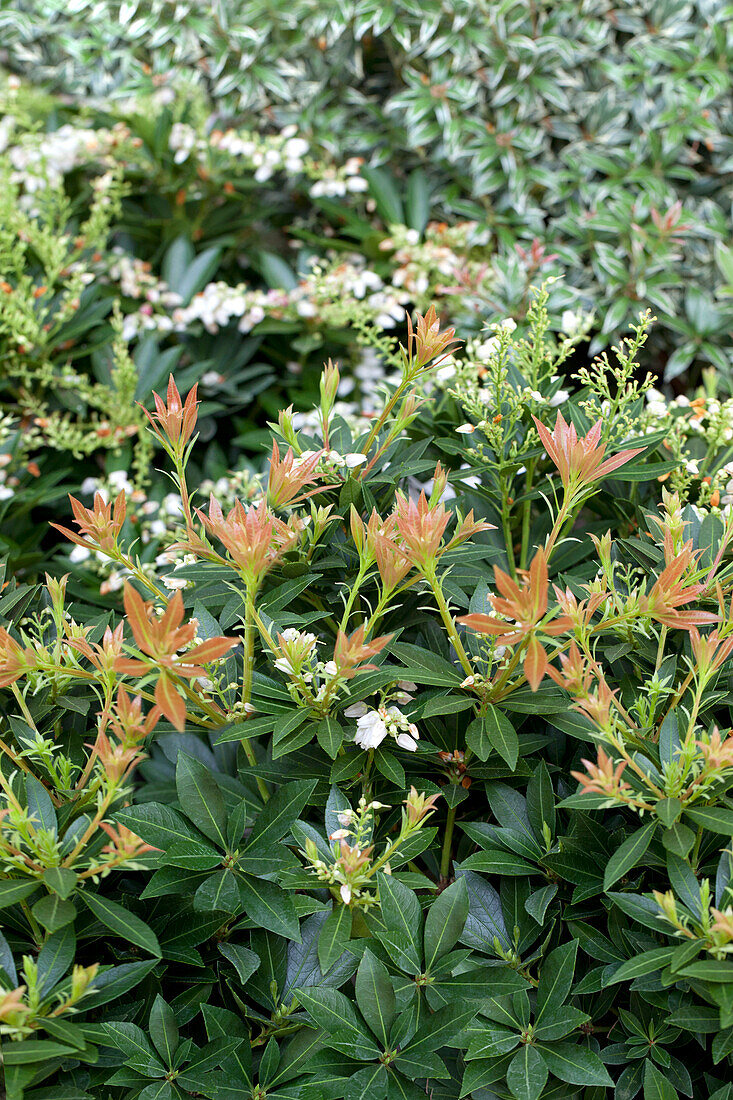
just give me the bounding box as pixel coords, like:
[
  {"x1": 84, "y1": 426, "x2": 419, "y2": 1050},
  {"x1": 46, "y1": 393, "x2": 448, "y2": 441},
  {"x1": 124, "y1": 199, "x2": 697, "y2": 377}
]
[{"x1": 4, "y1": 0, "x2": 733, "y2": 379}]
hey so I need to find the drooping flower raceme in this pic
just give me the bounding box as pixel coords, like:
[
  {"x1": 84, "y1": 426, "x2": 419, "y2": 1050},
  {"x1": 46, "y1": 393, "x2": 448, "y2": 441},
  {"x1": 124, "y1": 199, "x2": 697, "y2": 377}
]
[{"x1": 350, "y1": 704, "x2": 420, "y2": 751}]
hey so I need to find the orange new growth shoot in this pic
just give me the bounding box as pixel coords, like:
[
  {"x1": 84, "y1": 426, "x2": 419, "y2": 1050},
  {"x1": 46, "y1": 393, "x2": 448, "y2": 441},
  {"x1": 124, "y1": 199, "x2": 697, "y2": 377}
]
[
  {"x1": 533, "y1": 412, "x2": 643, "y2": 492},
  {"x1": 459, "y1": 547, "x2": 572, "y2": 690},
  {"x1": 141, "y1": 374, "x2": 199, "y2": 452},
  {"x1": 115, "y1": 584, "x2": 236, "y2": 729},
  {"x1": 52, "y1": 490, "x2": 126, "y2": 554}
]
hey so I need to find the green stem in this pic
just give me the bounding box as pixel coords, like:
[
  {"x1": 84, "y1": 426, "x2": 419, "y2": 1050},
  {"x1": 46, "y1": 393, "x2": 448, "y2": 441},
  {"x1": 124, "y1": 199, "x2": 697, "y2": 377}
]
[
  {"x1": 339, "y1": 564, "x2": 368, "y2": 632},
  {"x1": 20, "y1": 898, "x2": 43, "y2": 948},
  {"x1": 519, "y1": 460, "x2": 536, "y2": 571},
  {"x1": 358, "y1": 378, "x2": 410, "y2": 463},
  {"x1": 655, "y1": 626, "x2": 668, "y2": 673},
  {"x1": 440, "y1": 806, "x2": 457, "y2": 881},
  {"x1": 425, "y1": 570, "x2": 474, "y2": 678},
  {"x1": 242, "y1": 585, "x2": 270, "y2": 803},
  {"x1": 501, "y1": 503, "x2": 516, "y2": 578}
]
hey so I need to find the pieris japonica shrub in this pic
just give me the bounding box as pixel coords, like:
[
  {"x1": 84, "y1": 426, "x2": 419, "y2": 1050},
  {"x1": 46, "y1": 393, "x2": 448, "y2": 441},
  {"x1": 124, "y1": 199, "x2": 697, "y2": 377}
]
[{"x1": 2, "y1": 299, "x2": 733, "y2": 1098}]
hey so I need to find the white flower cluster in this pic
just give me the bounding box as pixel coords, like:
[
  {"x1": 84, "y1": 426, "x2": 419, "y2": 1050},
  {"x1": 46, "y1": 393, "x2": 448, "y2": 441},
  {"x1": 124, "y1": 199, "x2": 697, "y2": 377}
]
[
  {"x1": 310, "y1": 157, "x2": 369, "y2": 198},
  {"x1": 295, "y1": 449, "x2": 367, "y2": 474},
  {"x1": 211, "y1": 124, "x2": 310, "y2": 181},
  {"x1": 3, "y1": 107, "x2": 366, "y2": 213},
  {"x1": 347, "y1": 702, "x2": 420, "y2": 752},
  {"x1": 380, "y1": 221, "x2": 492, "y2": 306},
  {"x1": 5, "y1": 123, "x2": 119, "y2": 196},
  {"x1": 273, "y1": 628, "x2": 320, "y2": 677},
  {"x1": 122, "y1": 254, "x2": 408, "y2": 340}
]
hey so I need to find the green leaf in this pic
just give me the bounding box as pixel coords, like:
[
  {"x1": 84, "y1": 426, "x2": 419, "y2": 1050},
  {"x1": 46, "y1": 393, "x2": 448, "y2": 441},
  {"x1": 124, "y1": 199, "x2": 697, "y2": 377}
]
[
  {"x1": 315, "y1": 717, "x2": 343, "y2": 759},
  {"x1": 344, "y1": 1064, "x2": 388, "y2": 1100},
  {"x1": 32, "y1": 893, "x2": 76, "y2": 933},
  {"x1": 455, "y1": 868, "x2": 509, "y2": 952},
  {"x1": 535, "y1": 940, "x2": 577, "y2": 1026},
  {"x1": 466, "y1": 715, "x2": 491, "y2": 761},
  {"x1": 0, "y1": 880, "x2": 37, "y2": 908},
  {"x1": 605, "y1": 947, "x2": 675, "y2": 986},
  {"x1": 402, "y1": 1004, "x2": 478, "y2": 1058},
  {"x1": 389, "y1": 641, "x2": 463, "y2": 685},
  {"x1": 243, "y1": 779, "x2": 316, "y2": 859},
  {"x1": 678, "y1": 959, "x2": 733, "y2": 983},
  {"x1": 100, "y1": 1020, "x2": 164, "y2": 1074},
  {"x1": 506, "y1": 1044, "x2": 548, "y2": 1100},
  {"x1": 483, "y1": 705, "x2": 519, "y2": 769},
  {"x1": 603, "y1": 820, "x2": 658, "y2": 890},
  {"x1": 177, "y1": 246, "x2": 222, "y2": 305},
  {"x1": 644, "y1": 1059, "x2": 679, "y2": 1099},
  {"x1": 218, "y1": 943, "x2": 260, "y2": 985},
  {"x1": 318, "y1": 903, "x2": 353, "y2": 973},
  {"x1": 175, "y1": 752, "x2": 228, "y2": 849},
  {"x1": 1, "y1": 1039, "x2": 79, "y2": 1064},
  {"x1": 194, "y1": 869, "x2": 240, "y2": 914},
  {"x1": 80, "y1": 960, "x2": 158, "y2": 1010},
  {"x1": 37, "y1": 925, "x2": 75, "y2": 994},
  {"x1": 376, "y1": 874, "x2": 421, "y2": 968},
  {"x1": 684, "y1": 806, "x2": 733, "y2": 835},
  {"x1": 149, "y1": 996, "x2": 179, "y2": 1066},
  {"x1": 655, "y1": 799, "x2": 682, "y2": 827},
  {"x1": 355, "y1": 948, "x2": 395, "y2": 1046},
  {"x1": 526, "y1": 761, "x2": 555, "y2": 840},
  {"x1": 115, "y1": 802, "x2": 202, "y2": 852},
  {"x1": 258, "y1": 250, "x2": 299, "y2": 290},
  {"x1": 608, "y1": 891, "x2": 669, "y2": 933},
  {"x1": 662, "y1": 822, "x2": 696, "y2": 858},
  {"x1": 42, "y1": 867, "x2": 78, "y2": 900},
  {"x1": 361, "y1": 166, "x2": 404, "y2": 225},
  {"x1": 405, "y1": 169, "x2": 431, "y2": 234},
  {"x1": 667, "y1": 1004, "x2": 721, "y2": 1032},
  {"x1": 525, "y1": 885, "x2": 557, "y2": 924},
  {"x1": 238, "y1": 876, "x2": 301, "y2": 941},
  {"x1": 295, "y1": 986, "x2": 373, "y2": 1046},
  {"x1": 79, "y1": 893, "x2": 161, "y2": 956},
  {"x1": 659, "y1": 709, "x2": 683, "y2": 767},
  {"x1": 272, "y1": 709, "x2": 309, "y2": 755},
  {"x1": 26, "y1": 775, "x2": 57, "y2": 834},
  {"x1": 538, "y1": 1041, "x2": 613, "y2": 1087},
  {"x1": 460, "y1": 850, "x2": 536, "y2": 876},
  {"x1": 373, "y1": 745, "x2": 405, "y2": 787},
  {"x1": 424, "y1": 878, "x2": 469, "y2": 970},
  {"x1": 533, "y1": 1006, "x2": 590, "y2": 1041}
]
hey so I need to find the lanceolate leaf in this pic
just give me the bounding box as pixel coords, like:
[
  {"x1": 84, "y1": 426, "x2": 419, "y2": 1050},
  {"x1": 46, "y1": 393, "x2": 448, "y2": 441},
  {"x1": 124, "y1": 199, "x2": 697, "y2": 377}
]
[
  {"x1": 355, "y1": 948, "x2": 395, "y2": 1046},
  {"x1": 603, "y1": 820, "x2": 658, "y2": 891},
  {"x1": 535, "y1": 940, "x2": 578, "y2": 1026},
  {"x1": 424, "y1": 877, "x2": 469, "y2": 970},
  {"x1": 175, "y1": 753, "x2": 228, "y2": 849},
  {"x1": 80, "y1": 894, "x2": 161, "y2": 956},
  {"x1": 506, "y1": 1044, "x2": 548, "y2": 1100},
  {"x1": 318, "y1": 903, "x2": 353, "y2": 974},
  {"x1": 537, "y1": 1042, "x2": 613, "y2": 1087},
  {"x1": 238, "y1": 875, "x2": 301, "y2": 941}
]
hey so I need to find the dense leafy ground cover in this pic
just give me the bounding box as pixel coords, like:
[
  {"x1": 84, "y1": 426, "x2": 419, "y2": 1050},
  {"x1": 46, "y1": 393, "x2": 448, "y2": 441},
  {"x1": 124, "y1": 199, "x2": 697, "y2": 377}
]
[
  {"x1": 2, "y1": 4, "x2": 733, "y2": 1097},
  {"x1": 1, "y1": 301, "x2": 733, "y2": 1098}
]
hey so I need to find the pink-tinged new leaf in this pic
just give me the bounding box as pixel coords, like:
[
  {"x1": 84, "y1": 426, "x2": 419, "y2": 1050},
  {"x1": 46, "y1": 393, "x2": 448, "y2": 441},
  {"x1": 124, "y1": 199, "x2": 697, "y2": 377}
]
[
  {"x1": 457, "y1": 613, "x2": 507, "y2": 636},
  {"x1": 187, "y1": 637, "x2": 239, "y2": 664},
  {"x1": 524, "y1": 636, "x2": 548, "y2": 691},
  {"x1": 123, "y1": 583, "x2": 156, "y2": 652},
  {"x1": 155, "y1": 674, "x2": 187, "y2": 731}
]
